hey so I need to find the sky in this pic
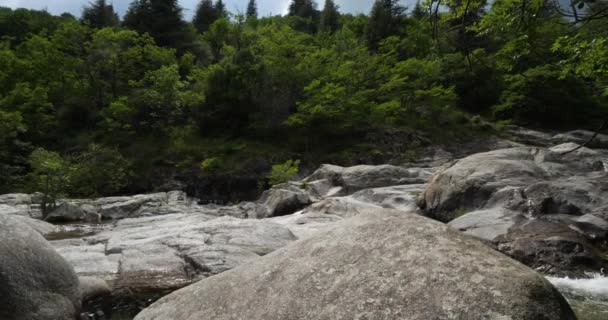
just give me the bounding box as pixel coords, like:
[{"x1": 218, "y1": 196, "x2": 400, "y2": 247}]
[{"x1": 0, "y1": 0, "x2": 416, "y2": 19}]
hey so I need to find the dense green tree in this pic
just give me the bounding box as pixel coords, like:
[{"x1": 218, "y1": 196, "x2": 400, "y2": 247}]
[
  {"x1": 0, "y1": 83, "x2": 56, "y2": 146},
  {"x1": 0, "y1": 8, "x2": 63, "y2": 46},
  {"x1": 246, "y1": 0, "x2": 258, "y2": 19},
  {"x1": 368, "y1": 0, "x2": 406, "y2": 50},
  {"x1": 193, "y1": 0, "x2": 218, "y2": 32},
  {"x1": 26, "y1": 148, "x2": 71, "y2": 216},
  {"x1": 0, "y1": 110, "x2": 27, "y2": 193},
  {"x1": 493, "y1": 64, "x2": 604, "y2": 128},
  {"x1": 411, "y1": 1, "x2": 427, "y2": 19},
  {"x1": 320, "y1": 0, "x2": 340, "y2": 33},
  {"x1": 289, "y1": 0, "x2": 318, "y2": 19},
  {"x1": 68, "y1": 144, "x2": 131, "y2": 197},
  {"x1": 1, "y1": 2, "x2": 607, "y2": 199},
  {"x1": 215, "y1": 0, "x2": 228, "y2": 19},
  {"x1": 82, "y1": 0, "x2": 119, "y2": 28},
  {"x1": 123, "y1": 0, "x2": 193, "y2": 49}
]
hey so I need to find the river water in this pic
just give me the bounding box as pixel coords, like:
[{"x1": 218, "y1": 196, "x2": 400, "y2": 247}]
[{"x1": 547, "y1": 274, "x2": 608, "y2": 320}]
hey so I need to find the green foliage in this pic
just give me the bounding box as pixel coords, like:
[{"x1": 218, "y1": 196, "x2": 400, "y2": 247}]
[
  {"x1": 553, "y1": 36, "x2": 608, "y2": 97},
  {"x1": 493, "y1": 65, "x2": 605, "y2": 129},
  {"x1": 0, "y1": 7, "x2": 64, "y2": 46},
  {"x1": 200, "y1": 157, "x2": 221, "y2": 172},
  {"x1": 0, "y1": 110, "x2": 28, "y2": 192},
  {"x1": 320, "y1": 0, "x2": 340, "y2": 33},
  {"x1": 68, "y1": 144, "x2": 131, "y2": 197},
  {"x1": 27, "y1": 148, "x2": 71, "y2": 216},
  {"x1": 0, "y1": 83, "x2": 56, "y2": 145},
  {"x1": 246, "y1": 0, "x2": 258, "y2": 20},
  {"x1": 367, "y1": 0, "x2": 406, "y2": 50},
  {"x1": 0, "y1": 2, "x2": 607, "y2": 198},
  {"x1": 27, "y1": 144, "x2": 131, "y2": 204},
  {"x1": 268, "y1": 160, "x2": 301, "y2": 186},
  {"x1": 82, "y1": 0, "x2": 119, "y2": 28},
  {"x1": 194, "y1": 0, "x2": 219, "y2": 33},
  {"x1": 123, "y1": 0, "x2": 193, "y2": 50},
  {"x1": 289, "y1": 0, "x2": 318, "y2": 19}
]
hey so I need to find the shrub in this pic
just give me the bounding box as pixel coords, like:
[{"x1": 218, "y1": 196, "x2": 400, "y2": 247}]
[
  {"x1": 268, "y1": 159, "x2": 300, "y2": 186},
  {"x1": 27, "y1": 148, "x2": 72, "y2": 217},
  {"x1": 68, "y1": 144, "x2": 131, "y2": 197},
  {"x1": 493, "y1": 65, "x2": 606, "y2": 129}
]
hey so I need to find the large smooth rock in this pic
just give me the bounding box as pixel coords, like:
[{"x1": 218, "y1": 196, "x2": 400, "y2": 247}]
[
  {"x1": 53, "y1": 240, "x2": 120, "y2": 282},
  {"x1": 255, "y1": 184, "x2": 312, "y2": 218},
  {"x1": 305, "y1": 164, "x2": 432, "y2": 194},
  {"x1": 27, "y1": 191, "x2": 213, "y2": 222},
  {"x1": 270, "y1": 212, "x2": 343, "y2": 240},
  {"x1": 505, "y1": 125, "x2": 554, "y2": 146},
  {"x1": 53, "y1": 213, "x2": 297, "y2": 298},
  {"x1": 99, "y1": 198, "x2": 143, "y2": 219},
  {"x1": 300, "y1": 196, "x2": 382, "y2": 218},
  {"x1": 135, "y1": 210, "x2": 575, "y2": 320},
  {"x1": 11, "y1": 214, "x2": 59, "y2": 236},
  {"x1": 552, "y1": 130, "x2": 608, "y2": 149},
  {"x1": 79, "y1": 276, "x2": 111, "y2": 302},
  {"x1": 448, "y1": 207, "x2": 521, "y2": 242},
  {"x1": 421, "y1": 145, "x2": 608, "y2": 276},
  {"x1": 419, "y1": 145, "x2": 606, "y2": 222},
  {"x1": 0, "y1": 193, "x2": 32, "y2": 205},
  {"x1": 0, "y1": 213, "x2": 81, "y2": 320},
  {"x1": 45, "y1": 202, "x2": 88, "y2": 222},
  {"x1": 351, "y1": 184, "x2": 426, "y2": 212}
]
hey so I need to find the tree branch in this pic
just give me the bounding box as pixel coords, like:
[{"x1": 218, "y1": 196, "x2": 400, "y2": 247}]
[{"x1": 561, "y1": 120, "x2": 607, "y2": 155}]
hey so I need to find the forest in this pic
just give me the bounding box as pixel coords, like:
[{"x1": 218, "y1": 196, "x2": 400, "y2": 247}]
[{"x1": 0, "y1": 0, "x2": 606, "y2": 201}]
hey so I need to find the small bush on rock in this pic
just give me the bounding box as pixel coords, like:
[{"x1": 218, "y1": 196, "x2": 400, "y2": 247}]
[{"x1": 268, "y1": 159, "x2": 300, "y2": 186}]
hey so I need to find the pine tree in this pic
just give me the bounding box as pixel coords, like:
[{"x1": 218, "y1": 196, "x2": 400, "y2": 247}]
[
  {"x1": 215, "y1": 0, "x2": 227, "y2": 19},
  {"x1": 319, "y1": 0, "x2": 340, "y2": 33},
  {"x1": 123, "y1": 0, "x2": 147, "y2": 31},
  {"x1": 193, "y1": 0, "x2": 217, "y2": 32},
  {"x1": 288, "y1": 0, "x2": 317, "y2": 19},
  {"x1": 246, "y1": 0, "x2": 258, "y2": 19},
  {"x1": 411, "y1": 0, "x2": 427, "y2": 19},
  {"x1": 123, "y1": 0, "x2": 192, "y2": 49},
  {"x1": 82, "y1": 0, "x2": 119, "y2": 28},
  {"x1": 367, "y1": 0, "x2": 406, "y2": 50}
]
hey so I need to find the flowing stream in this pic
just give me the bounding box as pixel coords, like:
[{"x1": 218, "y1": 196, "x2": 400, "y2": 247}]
[{"x1": 547, "y1": 274, "x2": 608, "y2": 320}]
